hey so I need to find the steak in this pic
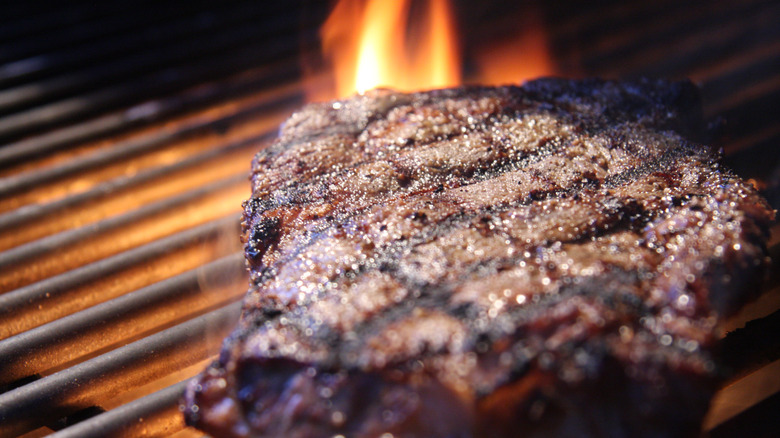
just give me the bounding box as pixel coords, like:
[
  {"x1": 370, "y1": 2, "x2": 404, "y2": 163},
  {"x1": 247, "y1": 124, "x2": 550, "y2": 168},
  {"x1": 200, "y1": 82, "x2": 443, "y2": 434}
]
[{"x1": 183, "y1": 78, "x2": 774, "y2": 438}]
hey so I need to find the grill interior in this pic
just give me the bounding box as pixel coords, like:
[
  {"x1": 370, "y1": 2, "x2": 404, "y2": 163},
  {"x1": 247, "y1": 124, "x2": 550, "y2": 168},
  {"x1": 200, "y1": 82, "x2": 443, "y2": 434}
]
[{"x1": 0, "y1": 0, "x2": 777, "y2": 437}]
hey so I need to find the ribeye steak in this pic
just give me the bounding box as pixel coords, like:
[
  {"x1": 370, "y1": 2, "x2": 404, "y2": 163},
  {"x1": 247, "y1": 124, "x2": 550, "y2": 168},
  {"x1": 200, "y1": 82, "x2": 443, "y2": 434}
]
[{"x1": 184, "y1": 78, "x2": 774, "y2": 438}]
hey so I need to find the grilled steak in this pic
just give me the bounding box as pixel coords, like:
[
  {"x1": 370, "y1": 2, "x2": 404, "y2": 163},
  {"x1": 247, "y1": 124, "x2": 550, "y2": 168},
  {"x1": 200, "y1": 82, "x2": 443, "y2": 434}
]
[{"x1": 183, "y1": 78, "x2": 774, "y2": 438}]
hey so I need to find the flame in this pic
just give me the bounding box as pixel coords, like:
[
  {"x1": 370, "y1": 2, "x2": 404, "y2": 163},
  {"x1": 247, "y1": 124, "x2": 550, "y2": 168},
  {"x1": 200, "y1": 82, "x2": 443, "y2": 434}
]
[
  {"x1": 314, "y1": 1, "x2": 555, "y2": 101},
  {"x1": 353, "y1": 0, "x2": 409, "y2": 94},
  {"x1": 470, "y1": 5, "x2": 554, "y2": 85},
  {"x1": 321, "y1": 0, "x2": 461, "y2": 98}
]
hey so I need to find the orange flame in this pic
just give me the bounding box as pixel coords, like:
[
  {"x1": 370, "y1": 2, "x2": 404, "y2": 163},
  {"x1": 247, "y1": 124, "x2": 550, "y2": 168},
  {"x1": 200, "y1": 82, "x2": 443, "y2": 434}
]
[
  {"x1": 321, "y1": 0, "x2": 461, "y2": 98},
  {"x1": 314, "y1": 1, "x2": 555, "y2": 101},
  {"x1": 470, "y1": 5, "x2": 554, "y2": 86}
]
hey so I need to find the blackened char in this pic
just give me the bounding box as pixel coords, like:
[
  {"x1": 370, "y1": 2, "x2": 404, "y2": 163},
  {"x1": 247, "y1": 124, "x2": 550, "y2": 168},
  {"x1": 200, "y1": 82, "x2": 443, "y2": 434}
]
[{"x1": 184, "y1": 79, "x2": 774, "y2": 438}]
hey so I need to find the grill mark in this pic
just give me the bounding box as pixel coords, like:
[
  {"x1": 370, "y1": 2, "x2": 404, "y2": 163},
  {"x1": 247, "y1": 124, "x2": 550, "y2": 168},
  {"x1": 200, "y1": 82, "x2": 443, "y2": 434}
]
[
  {"x1": 264, "y1": 141, "x2": 700, "y2": 368},
  {"x1": 254, "y1": 94, "x2": 422, "y2": 162},
  {"x1": 248, "y1": 122, "x2": 701, "y2": 234},
  {"x1": 249, "y1": 88, "x2": 547, "y2": 201},
  {"x1": 254, "y1": 137, "x2": 681, "y2": 308},
  {"x1": 267, "y1": 194, "x2": 662, "y2": 371},
  {"x1": 250, "y1": 143, "x2": 720, "y2": 366},
  {"x1": 462, "y1": 136, "x2": 572, "y2": 185},
  {"x1": 243, "y1": 130, "x2": 580, "y2": 280},
  {"x1": 239, "y1": 102, "x2": 716, "y2": 376},
  {"x1": 249, "y1": 209, "x2": 367, "y2": 284},
  {"x1": 601, "y1": 141, "x2": 705, "y2": 188},
  {"x1": 246, "y1": 110, "x2": 572, "y2": 217},
  {"x1": 240, "y1": 132, "x2": 585, "y2": 280},
  {"x1": 330, "y1": 265, "x2": 652, "y2": 376},
  {"x1": 465, "y1": 271, "x2": 656, "y2": 397},
  {"x1": 333, "y1": 227, "x2": 655, "y2": 364},
  {"x1": 258, "y1": 208, "x2": 481, "y2": 359},
  {"x1": 491, "y1": 141, "x2": 706, "y2": 210}
]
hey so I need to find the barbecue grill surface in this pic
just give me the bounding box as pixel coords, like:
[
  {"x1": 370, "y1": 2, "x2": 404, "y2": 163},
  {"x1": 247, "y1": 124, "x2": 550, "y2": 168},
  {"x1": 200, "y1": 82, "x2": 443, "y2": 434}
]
[{"x1": 0, "y1": 0, "x2": 777, "y2": 437}]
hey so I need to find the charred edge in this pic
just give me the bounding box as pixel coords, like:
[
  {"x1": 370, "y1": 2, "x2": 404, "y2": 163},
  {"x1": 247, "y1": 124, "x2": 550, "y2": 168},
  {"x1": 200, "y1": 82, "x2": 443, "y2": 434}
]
[
  {"x1": 245, "y1": 216, "x2": 282, "y2": 261},
  {"x1": 243, "y1": 197, "x2": 275, "y2": 219},
  {"x1": 249, "y1": 208, "x2": 375, "y2": 285}
]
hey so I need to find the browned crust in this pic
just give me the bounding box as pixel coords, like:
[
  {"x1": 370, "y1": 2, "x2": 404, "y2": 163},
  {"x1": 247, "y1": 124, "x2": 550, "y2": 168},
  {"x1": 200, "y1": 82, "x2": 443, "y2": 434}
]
[{"x1": 184, "y1": 78, "x2": 774, "y2": 438}]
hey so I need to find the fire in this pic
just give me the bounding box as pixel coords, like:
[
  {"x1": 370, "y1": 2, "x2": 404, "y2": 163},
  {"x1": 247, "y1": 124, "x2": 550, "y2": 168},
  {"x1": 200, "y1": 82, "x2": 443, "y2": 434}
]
[
  {"x1": 321, "y1": 0, "x2": 461, "y2": 98},
  {"x1": 314, "y1": 0, "x2": 555, "y2": 100},
  {"x1": 470, "y1": 5, "x2": 554, "y2": 86}
]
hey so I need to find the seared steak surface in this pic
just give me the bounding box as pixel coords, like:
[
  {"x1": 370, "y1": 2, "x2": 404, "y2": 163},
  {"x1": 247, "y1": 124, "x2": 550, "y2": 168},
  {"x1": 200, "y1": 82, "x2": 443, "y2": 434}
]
[{"x1": 184, "y1": 79, "x2": 774, "y2": 438}]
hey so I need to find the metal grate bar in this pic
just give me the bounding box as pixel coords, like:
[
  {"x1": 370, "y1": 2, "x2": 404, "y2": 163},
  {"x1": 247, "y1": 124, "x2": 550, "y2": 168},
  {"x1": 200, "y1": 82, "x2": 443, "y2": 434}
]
[
  {"x1": 0, "y1": 175, "x2": 244, "y2": 272},
  {"x1": 0, "y1": 29, "x2": 313, "y2": 143},
  {"x1": 0, "y1": 214, "x2": 240, "y2": 338},
  {"x1": 0, "y1": 131, "x2": 275, "y2": 231},
  {"x1": 0, "y1": 252, "x2": 245, "y2": 386},
  {"x1": 709, "y1": 391, "x2": 780, "y2": 438},
  {"x1": 0, "y1": 86, "x2": 298, "y2": 196},
  {"x1": 0, "y1": 301, "x2": 242, "y2": 437},
  {"x1": 0, "y1": 4, "x2": 298, "y2": 108},
  {"x1": 0, "y1": 0, "x2": 260, "y2": 75},
  {"x1": 705, "y1": 358, "x2": 780, "y2": 436},
  {"x1": 0, "y1": 1, "x2": 775, "y2": 436},
  {"x1": 0, "y1": 2, "x2": 319, "y2": 436},
  {"x1": 0, "y1": 185, "x2": 246, "y2": 293},
  {"x1": 0, "y1": 1, "x2": 147, "y2": 44},
  {"x1": 0, "y1": 60, "x2": 301, "y2": 167},
  {"x1": 576, "y1": 0, "x2": 777, "y2": 75},
  {"x1": 47, "y1": 380, "x2": 190, "y2": 438}
]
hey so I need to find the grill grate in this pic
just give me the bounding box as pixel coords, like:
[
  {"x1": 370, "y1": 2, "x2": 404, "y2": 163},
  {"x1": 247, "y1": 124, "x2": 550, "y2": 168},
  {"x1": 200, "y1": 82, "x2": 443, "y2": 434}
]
[{"x1": 0, "y1": 0, "x2": 777, "y2": 437}]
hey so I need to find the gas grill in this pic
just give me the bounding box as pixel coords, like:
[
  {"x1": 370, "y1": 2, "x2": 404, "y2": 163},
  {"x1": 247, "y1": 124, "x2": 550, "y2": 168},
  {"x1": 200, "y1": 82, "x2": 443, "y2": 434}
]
[{"x1": 0, "y1": 0, "x2": 777, "y2": 436}]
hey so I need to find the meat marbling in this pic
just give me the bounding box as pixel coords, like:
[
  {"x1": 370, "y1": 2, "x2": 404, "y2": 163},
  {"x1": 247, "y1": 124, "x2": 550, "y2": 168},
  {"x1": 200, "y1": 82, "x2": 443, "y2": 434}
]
[{"x1": 183, "y1": 78, "x2": 774, "y2": 438}]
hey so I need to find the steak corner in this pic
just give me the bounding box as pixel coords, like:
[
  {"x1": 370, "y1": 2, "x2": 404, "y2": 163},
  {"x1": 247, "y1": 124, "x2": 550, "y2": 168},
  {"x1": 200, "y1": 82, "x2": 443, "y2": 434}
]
[{"x1": 183, "y1": 78, "x2": 774, "y2": 438}]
